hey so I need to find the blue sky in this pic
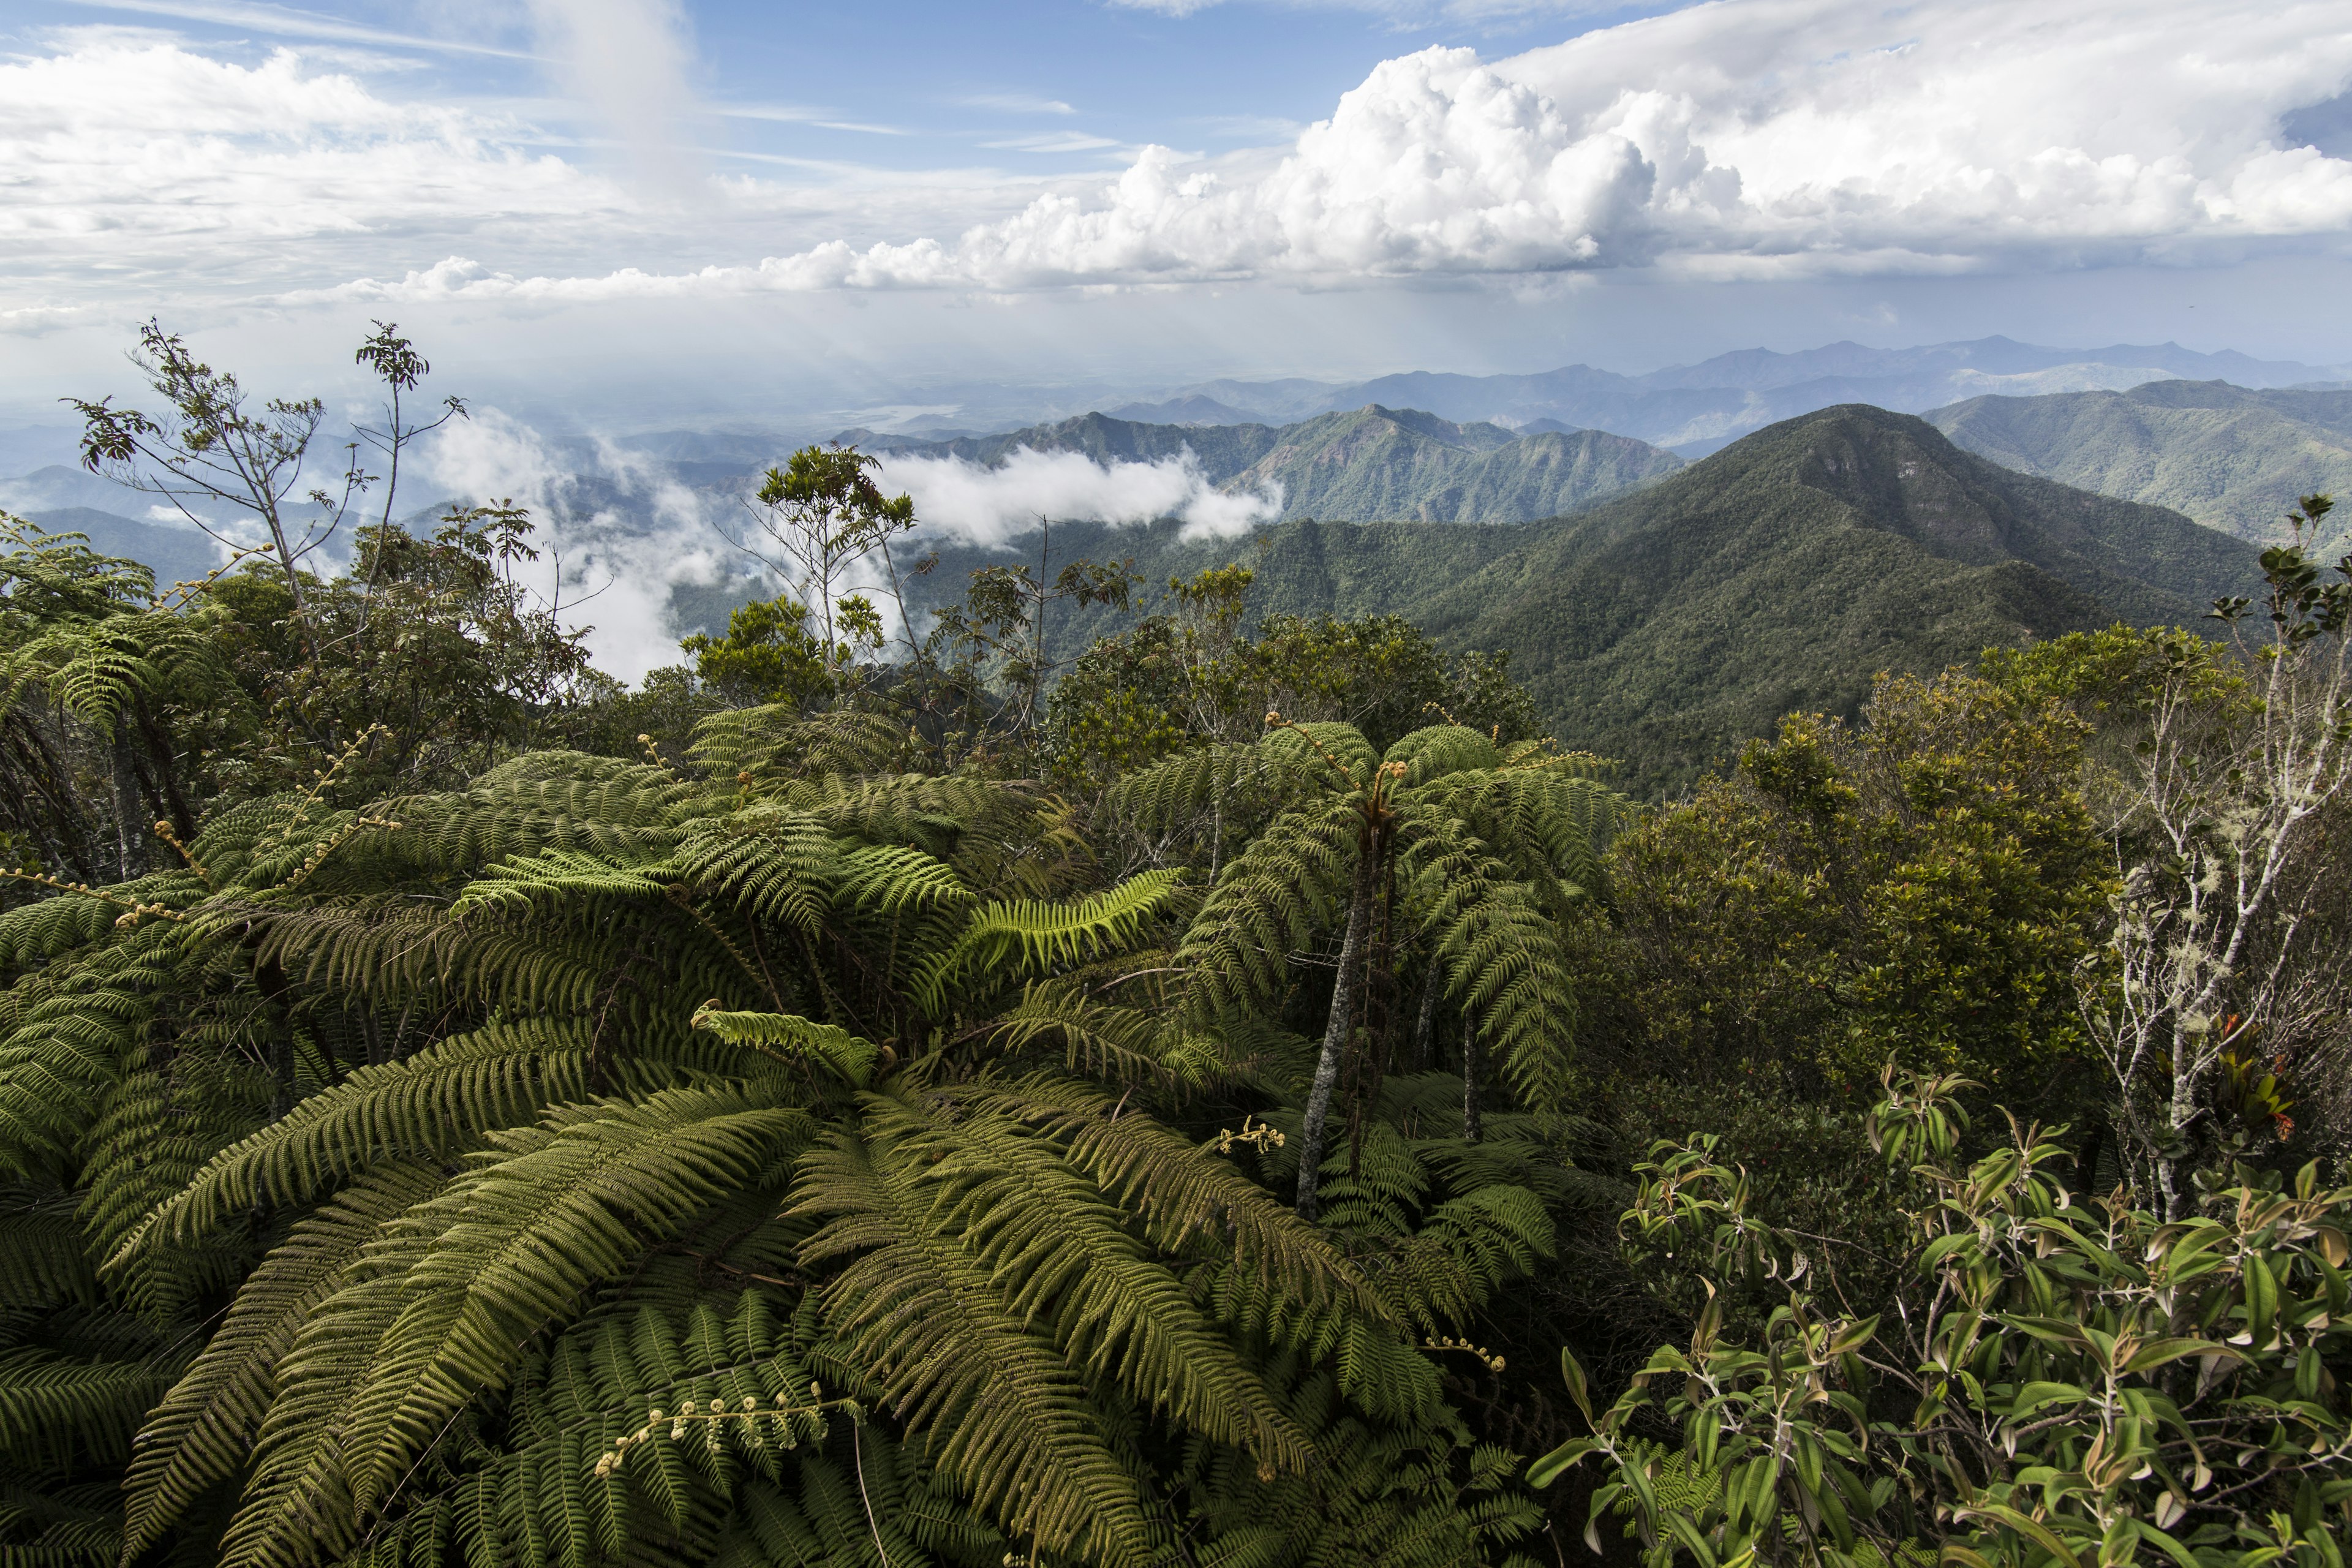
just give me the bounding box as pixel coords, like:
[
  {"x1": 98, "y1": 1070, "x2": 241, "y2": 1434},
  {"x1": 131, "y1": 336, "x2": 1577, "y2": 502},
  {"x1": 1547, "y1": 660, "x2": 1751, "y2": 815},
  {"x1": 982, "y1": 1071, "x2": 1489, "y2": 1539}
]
[{"x1": 3, "y1": 0, "x2": 2350, "y2": 430}]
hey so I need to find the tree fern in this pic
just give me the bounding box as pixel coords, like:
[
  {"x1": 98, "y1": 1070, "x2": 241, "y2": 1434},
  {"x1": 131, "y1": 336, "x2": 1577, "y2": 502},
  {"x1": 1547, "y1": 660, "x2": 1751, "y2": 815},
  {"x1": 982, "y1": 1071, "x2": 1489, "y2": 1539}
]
[
  {"x1": 1155, "y1": 720, "x2": 1624, "y2": 1216},
  {"x1": 0, "y1": 701, "x2": 1579, "y2": 1568}
]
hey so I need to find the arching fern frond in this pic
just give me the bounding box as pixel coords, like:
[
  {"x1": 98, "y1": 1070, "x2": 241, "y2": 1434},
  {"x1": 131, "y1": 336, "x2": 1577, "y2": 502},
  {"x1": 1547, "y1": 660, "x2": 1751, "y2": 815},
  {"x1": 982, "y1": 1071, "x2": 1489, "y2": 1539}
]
[
  {"x1": 792, "y1": 1123, "x2": 1157, "y2": 1566},
  {"x1": 908, "y1": 872, "x2": 1182, "y2": 1017},
  {"x1": 1175, "y1": 804, "x2": 1356, "y2": 1018},
  {"x1": 115, "y1": 1019, "x2": 615, "y2": 1259},
  {"x1": 120, "y1": 1162, "x2": 445, "y2": 1561},
  {"x1": 690, "y1": 1007, "x2": 878, "y2": 1088},
  {"x1": 333, "y1": 1083, "x2": 819, "y2": 1518}
]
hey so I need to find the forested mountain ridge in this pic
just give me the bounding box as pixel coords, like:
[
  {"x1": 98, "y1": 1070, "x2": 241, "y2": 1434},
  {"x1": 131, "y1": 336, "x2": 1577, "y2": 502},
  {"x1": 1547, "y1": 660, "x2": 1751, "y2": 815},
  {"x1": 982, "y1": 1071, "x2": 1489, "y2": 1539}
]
[
  {"x1": 869, "y1": 404, "x2": 1684, "y2": 524},
  {"x1": 1928, "y1": 378, "x2": 2352, "y2": 554},
  {"x1": 1403, "y1": 405, "x2": 2261, "y2": 788},
  {"x1": 897, "y1": 405, "x2": 2263, "y2": 792}
]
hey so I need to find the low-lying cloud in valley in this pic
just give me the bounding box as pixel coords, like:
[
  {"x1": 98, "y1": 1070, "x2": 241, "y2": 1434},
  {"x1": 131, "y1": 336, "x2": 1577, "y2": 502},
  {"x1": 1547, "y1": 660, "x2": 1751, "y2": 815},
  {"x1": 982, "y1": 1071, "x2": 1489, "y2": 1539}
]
[
  {"x1": 413, "y1": 416, "x2": 1280, "y2": 681},
  {"x1": 421, "y1": 411, "x2": 741, "y2": 684},
  {"x1": 876, "y1": 447, "x2": 1280, "y2": 547}
]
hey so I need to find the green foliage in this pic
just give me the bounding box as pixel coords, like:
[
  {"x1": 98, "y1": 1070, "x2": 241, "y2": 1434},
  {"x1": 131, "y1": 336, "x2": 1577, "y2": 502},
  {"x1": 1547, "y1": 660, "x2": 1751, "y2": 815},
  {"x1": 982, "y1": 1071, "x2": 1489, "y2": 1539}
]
[
  {"x1": 1581, "y1": 667, "x2": 2111, "y2": 1095},
  {"x1": 1536, "y1": 1066, "x2": 2352, "y2": 1568},
  {"x1": 679, "y1": 595, "x2": 832, "y2": 709},
  {"x1": 1050, "y1": 563, "x2": 1542, "y2": 793},
  {"x1": 12, "y1": 341, "x2": 2347, "y2": 1568}
]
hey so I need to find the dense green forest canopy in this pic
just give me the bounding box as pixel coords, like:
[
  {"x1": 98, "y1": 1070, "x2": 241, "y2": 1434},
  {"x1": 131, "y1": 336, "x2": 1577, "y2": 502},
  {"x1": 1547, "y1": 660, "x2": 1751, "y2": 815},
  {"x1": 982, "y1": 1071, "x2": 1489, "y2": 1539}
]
[
  {"x1": 1929, "y1": 381, "x2": 2352, "y2": 556},
  {"x1": 1, "y1": 330, "x2": 2348, "y2": 1568},
  {"x1": 862, "y1": 406, "x2": 1686, "y2": 526}
]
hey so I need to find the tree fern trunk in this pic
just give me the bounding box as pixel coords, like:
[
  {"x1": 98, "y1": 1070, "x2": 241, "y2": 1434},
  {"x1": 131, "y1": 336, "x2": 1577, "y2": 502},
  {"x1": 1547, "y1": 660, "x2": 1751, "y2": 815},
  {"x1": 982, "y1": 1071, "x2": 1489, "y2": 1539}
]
[
  {"x1": 1297, "y1": 845, "x2": 1374, "y2": 1221},
  {"x1": 108, "y1": 733, "x2": 146, "y2": 881},
  {"x1": 1462, "y1": 1027, "x2": 1484, "y2": 1144},
  {"x1": 1409, "y1": 956, "x2": 1442, "y2": 1075}
]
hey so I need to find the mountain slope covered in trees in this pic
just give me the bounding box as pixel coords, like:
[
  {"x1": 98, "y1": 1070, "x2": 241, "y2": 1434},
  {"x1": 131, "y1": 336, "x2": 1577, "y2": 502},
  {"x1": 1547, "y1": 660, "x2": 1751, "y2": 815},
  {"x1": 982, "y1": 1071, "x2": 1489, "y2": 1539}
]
[
  {"x1": 869, "y1": 405, "x2": 1684, "y2": 524},
  {"x1": 1928, "y1": 379, "x2": 2352, "y2": 554},
  {"x1": 1112, "y1": 336, "x2": 2350, "y2": 450},
  {"x1": 905, "y1": 405, "x2": 2263, "y2": 791}
]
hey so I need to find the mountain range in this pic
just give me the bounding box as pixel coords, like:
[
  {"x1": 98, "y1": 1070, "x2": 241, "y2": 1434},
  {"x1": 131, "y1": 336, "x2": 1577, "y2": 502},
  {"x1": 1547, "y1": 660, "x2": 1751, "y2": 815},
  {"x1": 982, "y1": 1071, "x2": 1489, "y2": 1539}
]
[
  {"x1": 1927, "y1": 380, "x2": 2352, "y2": 557},
  {"x1": 1103, "y1": 337, "x2": 2350, "y2": 455},
  {"x1": 1, "y1": 355, "x2": 2304, "y2": 794},
  {"x1": 894, "y1": 405, "x2": 2263, "y2": 793},
  {"x1": 858, "y1": 405, "x2": 1684, "y2": 525}
]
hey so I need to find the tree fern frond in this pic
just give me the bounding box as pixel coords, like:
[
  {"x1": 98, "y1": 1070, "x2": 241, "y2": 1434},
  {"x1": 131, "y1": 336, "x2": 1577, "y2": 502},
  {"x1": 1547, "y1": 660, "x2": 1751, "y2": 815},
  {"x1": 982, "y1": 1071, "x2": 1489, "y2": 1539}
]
[
  {"x1": 0, "y1": 1475, "x2": 125, "y2": 1568},
  {"x1": 672, "y1": 808, "x2": 841, "y2": 936},
  {"x1": 908, "y1": 872, "x2": 1182, "y2": 1018},
  {"x1": 0, "y1": 946, "x2": 162, "y2": 1179},
  {"x1": 712, "y1": 1440, "x2": 1001, "y2": 1568},
  {"x1": 830, "y1": 845, "x2": 971, "y2": 922},
  {"x1": 217, "y1": 1209, "x2": 442, "y2": 1568},
  {"x1": 979, "y1": 984, "x2": 1216, "y2": 1084},
  {"x1": 858, "y1": 1090, "x2": 1314, "y2": 1476},
  {"x1": 449, "y1": 851, "x2": 671, "y2": 920},
  {"x1": 1259, "y1": 722, "x2": 1376, "y2": 790},
  {"x1": 1175, "y1": 806, "x2": 1356, "y2": 1018},
  {"x1": 690, "y1": 707, "x2": 911, "y2": 786},
  {"x1": 375, "y1": 753, "x2": 693, "y2": 873},
  {"x1": 1382, "y1": 726, "x2": 1498, "y2": 786},
  {"x1": 792, "y1": 1125, "x2": 1157, "y2": 1565},
  {"x1": 1101, "y1": 744, "x2": 1261, "y2": 834},
  {"x1": 337, "y1": 1083, "x2": 818, "y2": 1517},
  {"x1": 115, "y1": 1019, "x2": 612, "y2": 1259},
  {"x1": 120, "y1": 1163, "x2": 445, "y2": 1562},
  {"x1": 1427, "y1": 875, "x2": 1577, "y2": 1116},
  {"x1": 690, "y1": 1007, "x2": 878, "y2": 1088},
  {"x1": 0, "y1": 1346, "x2": 187, "y2": 1472},
  {"x1": 1363, "y1": 1185, "x2": 1554, "y2": 1333},
  {"x1": 0, "y1": 1188, "x2": 96, "y2": 1308},
  {"x1": 941, "y1": 1076, "x2": 1384, "y2": 1333}
]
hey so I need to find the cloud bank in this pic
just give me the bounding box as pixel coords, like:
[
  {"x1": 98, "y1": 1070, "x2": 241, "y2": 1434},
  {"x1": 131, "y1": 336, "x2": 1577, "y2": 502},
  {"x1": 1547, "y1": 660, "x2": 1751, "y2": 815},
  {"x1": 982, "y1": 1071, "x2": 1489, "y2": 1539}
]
[
  {"x1": 409, "y1": 415, "x2": 1280, "y2": 680},
  {"x1": 421, "y1": 411, "x2": 739, "y2": 682},
  {"x1": 878, "y1": 447, "x2": 1281, "y2": 546},
  {"x1": 320, "y1": 0, "x2": 2352, "y2": 304}
]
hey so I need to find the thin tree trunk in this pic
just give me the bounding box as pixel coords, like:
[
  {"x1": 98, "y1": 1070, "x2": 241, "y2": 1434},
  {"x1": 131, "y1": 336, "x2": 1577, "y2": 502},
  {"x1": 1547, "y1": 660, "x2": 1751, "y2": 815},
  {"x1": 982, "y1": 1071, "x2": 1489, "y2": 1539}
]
[
  {"x1": 1297, "y1": 845, "x2": 1376, "y2": 1221},
  {"x1": 1410, "y1": 956, "x2": 1442, "y2": 1075},
  {"x1": 1207, "y1": 791, "x2": 1224, "y2": 888},
  {"x1": 108, "y1": 733, "x2": 146, "y2": 881},
  {"x1": 2159, "y1": 1025, "x2": 2199, "y2": 1219},
  {"x1": 1463, "y1": 1027, "x2": 1485, "y2": 1143}
]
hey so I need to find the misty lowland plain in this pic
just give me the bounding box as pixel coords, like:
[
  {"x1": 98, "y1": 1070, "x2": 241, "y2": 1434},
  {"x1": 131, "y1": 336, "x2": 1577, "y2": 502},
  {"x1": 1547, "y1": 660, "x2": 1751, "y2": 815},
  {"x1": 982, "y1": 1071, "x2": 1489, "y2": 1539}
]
[{"x1": 6, "y1": 5, "x2": 2352, "y2": 1568}]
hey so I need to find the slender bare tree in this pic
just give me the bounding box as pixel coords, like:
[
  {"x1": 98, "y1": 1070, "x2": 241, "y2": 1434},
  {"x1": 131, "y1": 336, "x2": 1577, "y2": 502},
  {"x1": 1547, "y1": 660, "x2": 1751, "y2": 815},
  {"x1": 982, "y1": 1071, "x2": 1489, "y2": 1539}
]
[{"x1": 2079, "y1": 494, "x2": 2352, "y2": 1215}]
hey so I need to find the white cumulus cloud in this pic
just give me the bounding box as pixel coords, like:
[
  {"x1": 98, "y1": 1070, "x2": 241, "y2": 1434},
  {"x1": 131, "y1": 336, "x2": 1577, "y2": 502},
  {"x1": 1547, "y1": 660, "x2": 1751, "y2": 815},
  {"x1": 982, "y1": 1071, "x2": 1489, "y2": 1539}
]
[
  {"x1": 0, "y1": 37, "x2": 628, "y2": 303},
  {"x1": 320, "y1": 0, "x2": 2352, "y2": 304},
  {"x1": 879, "y1": 447, "x2": 1282, "y2": 546}
]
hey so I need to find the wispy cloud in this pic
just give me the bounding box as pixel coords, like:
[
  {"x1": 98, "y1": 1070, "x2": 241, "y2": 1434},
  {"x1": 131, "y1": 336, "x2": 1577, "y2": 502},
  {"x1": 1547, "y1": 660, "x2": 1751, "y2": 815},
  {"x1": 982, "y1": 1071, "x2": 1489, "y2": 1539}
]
[
  {"x1": 713, "y1": 102, "x2": 914, "y2": 135},
  {"x1": 521, "y1": 0, "x2": 698, "y2": 185},
  {"x1": 979, "y1": 131, "x2": 1126, "y2": 153},
  {"x1": 55, "y1": 0, "x2": 537, "y2": 58},
  {"x1": 962, "y1": 92, "x2": 1078, "y2": 116}
]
